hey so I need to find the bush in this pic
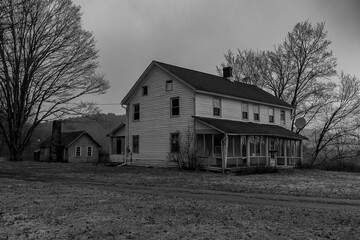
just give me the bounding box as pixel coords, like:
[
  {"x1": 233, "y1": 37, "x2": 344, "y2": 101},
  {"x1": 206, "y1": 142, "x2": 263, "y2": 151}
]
[{"x1": 234, "y1": 166, "x2": 278, "y2": 175}]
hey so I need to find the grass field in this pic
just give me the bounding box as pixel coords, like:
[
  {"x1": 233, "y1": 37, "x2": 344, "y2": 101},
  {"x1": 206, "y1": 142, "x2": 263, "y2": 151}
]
[{"x1": 1, "y1": 161, "x2": 360, "y2": 239}]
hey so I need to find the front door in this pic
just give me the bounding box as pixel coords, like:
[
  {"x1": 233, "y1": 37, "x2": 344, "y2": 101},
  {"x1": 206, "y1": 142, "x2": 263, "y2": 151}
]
[{"x1": 269, "y1": 139, "x2": 276, "y2": 166}]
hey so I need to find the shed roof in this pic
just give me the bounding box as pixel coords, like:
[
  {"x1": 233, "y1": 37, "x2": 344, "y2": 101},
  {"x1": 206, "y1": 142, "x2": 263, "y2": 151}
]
[
  {"x1": 193, "y1": 116, "x2": 307, "y2": 140},
  {"x1": 40, "y1": 131, "x2": 101, "y2": 148}
]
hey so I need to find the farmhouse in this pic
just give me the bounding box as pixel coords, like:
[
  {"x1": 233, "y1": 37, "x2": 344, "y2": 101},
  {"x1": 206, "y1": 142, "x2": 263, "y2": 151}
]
[
  {"x1": 36, "y1": 121, "x2": 101, "y2": 163},
  {"x1": 109, "y1": 61, "x2": 306, "y2": 170}
]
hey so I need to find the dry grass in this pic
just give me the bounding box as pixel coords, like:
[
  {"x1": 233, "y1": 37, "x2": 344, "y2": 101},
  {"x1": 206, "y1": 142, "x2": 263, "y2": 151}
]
[
  {"x1": 2, "y1": 161, "x2": 360, "y2": 199},
  {"x1": 1, "y1": 161, "x2": 360, "y2": 239},
  {"x1": 1, "y1": 178, "x2": 359, "y2": 240}
]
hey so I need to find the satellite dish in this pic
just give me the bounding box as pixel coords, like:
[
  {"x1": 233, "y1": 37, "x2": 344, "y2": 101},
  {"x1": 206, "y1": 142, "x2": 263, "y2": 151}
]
[{"x1": 295, "y1": 117, "x2": 306, "y2": 130}]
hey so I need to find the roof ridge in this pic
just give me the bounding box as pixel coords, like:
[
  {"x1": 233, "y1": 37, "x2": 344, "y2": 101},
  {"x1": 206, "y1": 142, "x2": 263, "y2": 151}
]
[{"x1": 154, "y1": 60, "x2": 230, "y2": 80}]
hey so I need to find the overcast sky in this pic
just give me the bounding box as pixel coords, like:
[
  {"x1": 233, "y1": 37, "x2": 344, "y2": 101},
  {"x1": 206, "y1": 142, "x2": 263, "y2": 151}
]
[{"x1": 72, "y1": 0, "x2": 360, "y2": 115}]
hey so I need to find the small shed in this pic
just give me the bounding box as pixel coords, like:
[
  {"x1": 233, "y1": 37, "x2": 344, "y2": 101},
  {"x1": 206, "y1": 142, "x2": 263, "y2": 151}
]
[{"x1": 37, "y1": 131, "x2": 101, "y2": 163}]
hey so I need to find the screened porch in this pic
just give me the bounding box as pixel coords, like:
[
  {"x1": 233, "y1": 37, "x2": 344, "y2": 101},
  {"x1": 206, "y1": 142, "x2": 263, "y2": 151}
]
[
  {"x1": 196, "y1": 134, "x2": 303, "y2": 170},
  {"x1": 193, "y1": 116, "x2": 306, "y2": 171}
]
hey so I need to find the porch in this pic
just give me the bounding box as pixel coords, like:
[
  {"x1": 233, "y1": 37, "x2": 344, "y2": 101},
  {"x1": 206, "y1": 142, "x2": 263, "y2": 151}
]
[{"x1": 193, "y1": 116, "x2": 307, "y2": 171}]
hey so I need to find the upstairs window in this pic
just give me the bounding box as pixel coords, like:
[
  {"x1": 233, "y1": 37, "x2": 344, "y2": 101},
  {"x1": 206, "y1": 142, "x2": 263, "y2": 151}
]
[
  {"x1": 170, "y1": 133, "x2": 180, "y2": 153},
  {"x1": 132, "y1": 135, "x2": 139, "y2": 153},
  {"x1": 142, "y1": 86, "x2": 148, "y2": 96},
  {"x1": 166, "y1": 80, "x2": 173, "y2": 91},
  {"x1": 242, "y1": 102, "x2": 248, "y2": 120},
  {"x1": 253, "y1": 104, "x2": 260, "y2": 121},
  {"x1": 75, "y1": 146, "x2": 81, "y2": 157},
  {"x1": 269, "y1": 107, "x2": 274, "y2": 123},
  {"x1": 133, "y1": 103, "x2": 140, "y2": 121},
  {"x1": 280, "y1": 110, "x2": 286, "y2": 125},
  {"x1": 213, "y1": 98, "x2": 221, "y2": 116},
  {"x1": 87, "y1": 146, "x2": 93, "y2": 157},
  {"x1": 171, "y1": 97, "x2": 180, "y2": 116}
]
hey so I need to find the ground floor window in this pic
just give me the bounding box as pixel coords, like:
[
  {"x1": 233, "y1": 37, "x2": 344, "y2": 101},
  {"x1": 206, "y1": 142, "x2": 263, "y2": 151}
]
[
  {"x1": 170, "y1": 133, "x2": 180, "y2": 152},
  {"x1": 75, "y1": 146, "x2": 81, "y2": 157},
  {"x1": 132, "y1": 135, "x2": 139, "y2": 153},
  {"x1": 112, "y1": 136, "x2": 125, "y2": 154},
  {"x1": 87, "y1": 146, "x2": 93, "y2": 157}
]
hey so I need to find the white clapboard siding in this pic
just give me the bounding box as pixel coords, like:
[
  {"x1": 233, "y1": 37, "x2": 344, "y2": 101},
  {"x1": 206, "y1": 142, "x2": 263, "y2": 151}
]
[
  {"x1": 127, "y1": 67, "x2": 195, "y2": 163},
  {"x1": 195, "y1": 93, "x2": 292, "y2": 129}
]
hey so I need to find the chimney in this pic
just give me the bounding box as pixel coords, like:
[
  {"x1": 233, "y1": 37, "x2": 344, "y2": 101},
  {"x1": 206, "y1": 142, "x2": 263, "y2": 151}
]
[
  {"x1": 49, "y1": 120, "x2": 63, "y2": 162},
  {"x1": 223, "y1": 66, "x2": 233, "y2": 80}
]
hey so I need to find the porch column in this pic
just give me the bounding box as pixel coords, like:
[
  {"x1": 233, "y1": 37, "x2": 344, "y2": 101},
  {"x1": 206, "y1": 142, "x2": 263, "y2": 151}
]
[
  {"x1": 246, "y1": 136, "x2": 250, "y2": 167},
  {"x1": 265, "y1": 137, "x2": 269, "y2": 166},
  {"x1": 222, "y1": 134, "x2": 229, "y2": 171},
  {"x1": 284, "y1": 139, "x2": 287, "y2": 166}
]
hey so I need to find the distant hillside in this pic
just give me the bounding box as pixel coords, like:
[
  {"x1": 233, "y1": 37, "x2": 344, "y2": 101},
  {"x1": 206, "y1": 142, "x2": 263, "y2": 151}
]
[{"x1": 22, "y1": 113, "x2": 125, "y2": 160}]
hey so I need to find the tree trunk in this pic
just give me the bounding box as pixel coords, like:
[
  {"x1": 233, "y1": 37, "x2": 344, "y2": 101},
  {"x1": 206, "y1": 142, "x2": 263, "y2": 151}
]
[{"x1": 9, "y1": 144, "x2": 24, "y2": 161}]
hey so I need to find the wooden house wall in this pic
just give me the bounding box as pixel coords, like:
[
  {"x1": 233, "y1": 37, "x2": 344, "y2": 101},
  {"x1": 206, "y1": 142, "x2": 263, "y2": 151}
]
[{"x1": 126, "y1": 67, "x2": 195, "y2": 166}]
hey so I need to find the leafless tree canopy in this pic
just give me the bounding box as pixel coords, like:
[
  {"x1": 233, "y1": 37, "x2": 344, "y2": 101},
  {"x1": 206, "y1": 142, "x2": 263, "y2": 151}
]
[
  {"x1": 0, "y1": 0, "x2": 109, "y2": 160},
  {"x1": 219, "y1": 20, "x2": 360, "y2": 164},
  {"x1": 219, "y1": 21, "x2": 337, "y2": 132}
]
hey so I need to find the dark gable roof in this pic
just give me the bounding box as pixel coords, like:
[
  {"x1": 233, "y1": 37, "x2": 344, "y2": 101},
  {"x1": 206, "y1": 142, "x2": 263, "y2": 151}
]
[
  {"x1": 194, "y1": 116, "x2": 307, "y2": 140},
  {"x1": 40, "y1": 131, "x2": 101, "y2": 148},
  {"x1": 154, "y1": 61, "x2": 292, "y2": 108}
]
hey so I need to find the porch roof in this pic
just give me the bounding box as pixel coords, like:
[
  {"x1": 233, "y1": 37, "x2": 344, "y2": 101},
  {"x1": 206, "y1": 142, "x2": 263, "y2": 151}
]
[{"x1": 193, "y1": 116, "x2": 307, "y2": 140}]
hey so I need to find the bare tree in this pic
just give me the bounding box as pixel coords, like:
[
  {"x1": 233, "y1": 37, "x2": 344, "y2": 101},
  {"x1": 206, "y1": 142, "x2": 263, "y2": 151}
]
[
  {"x1": 218, "y1": 21, "x2": 337, "y2": 132},
  {"x1": 0, "y1": 0, "x2": 109, "y2": 161},
  {"x1": 311, "y1": 72, "x2": 360, "y2": 164},
  {"x1": 217, "y1": 49, "x2": 264, "y2": 87},
  {"x1": 283, "y1": 21, "x2": 337, "y2": 131}
]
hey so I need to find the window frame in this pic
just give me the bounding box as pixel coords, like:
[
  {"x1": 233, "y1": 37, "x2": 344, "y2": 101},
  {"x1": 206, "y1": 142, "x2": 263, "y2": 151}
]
[
  {"x1": 269, "y1": 107, "x2": 275, "y2": 123},
  {"x1": 142, "y1": 86, "x2": 148, "y2": 96},
  {"x1": 170, "y1": 97, "x2": 180, "y2": 117},
  {"x1": 166, "y1": 80, "x2": 173, "y2": 92},
  {"x1": 75, "y1": 146, "x2": 81, "y2": 157},
  {"x1": 253, "y1": 104, "x2": 260, "y2": 121},
  {"x1": 213, "y1": 97, "x2": 221, "y2": 117},
  {"x1": 132, "y1": 135, "x2": 139, "y2": 153},
  {"x1": 133, "y1": 103, "x2": 140, "y2": 121},
  {"x1": 87, "y1": 146, "x2": 93, "y2": 157},
  {"x1": 242, "y1": 102, "x2": 248, "y2": 120},
  {"x1": 280, "y1": 109, "x2": 286, "y2": 125},
  {"x1": 170, "y1": 133, "x2": 180, "y2": 153}
]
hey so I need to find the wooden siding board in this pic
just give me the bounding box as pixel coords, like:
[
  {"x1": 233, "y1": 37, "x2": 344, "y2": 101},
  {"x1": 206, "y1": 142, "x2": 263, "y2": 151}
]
[
  {"x1": 67, "y1": 135, "x2": 100, "y2": 163},
  {"x1": 127, "y1": 67, "x2": 195, "y2": 162},
  {"x1": 195, "y1": 93, "x2": 292, "y2": 129}
]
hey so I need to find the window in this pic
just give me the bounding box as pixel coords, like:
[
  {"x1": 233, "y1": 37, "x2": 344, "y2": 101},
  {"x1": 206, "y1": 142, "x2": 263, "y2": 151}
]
[
  {"x1": 213, "y1": 98, "x2": 221, "y2": 116},
  {"x1": 166, "y1": 80, "x2": 173, "y2": 91},
  {"x1": 242, "y1": 102, "x2": 248, "y2": 120},
  {"x1": 269, "y1": 108, "x2": 274, "y2": 123},
  {"x1": 171, "y1": 97, "x2": 180, "y2": 116},
  {"x1": 112, "y1": 136, "x2": 125, "y2": 154},
  {"x1": 142, "y1": 86, "x2": 148, "y2": 96},
  {"x1": 253, "y1": 104, "x2": 260, "y2": 121},
  {"x1": 133, "y1": 103, "x2": 140, "y2": 121},
  {"x1": 87, "y1": 146, "x2": 93, "y2": 157},
  {"x1": 132, "y1": 135, "x2": 139, "y2": 153},
  {"x1": 75, "y1": 146, "x2": 81, "y2": 157},
  {"x1": 280, "y1": 110, "x2": 286, "y2": 125},
  {"x1": 170, "y1": 133, "x2": 180, "y2": 153}
]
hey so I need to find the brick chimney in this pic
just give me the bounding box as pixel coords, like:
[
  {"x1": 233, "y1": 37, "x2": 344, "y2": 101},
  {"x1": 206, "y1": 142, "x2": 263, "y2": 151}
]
[
  {"x1": 223, "y1": 66, "x2": 233, "y2": 81},
  {"x1": 49, "y1": 120, "x2": 63, "y2": 162}
]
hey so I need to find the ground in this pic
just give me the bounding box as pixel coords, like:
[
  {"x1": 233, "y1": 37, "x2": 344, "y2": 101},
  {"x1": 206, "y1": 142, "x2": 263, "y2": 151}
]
[{"x1": 1, "y1": 161, "x2": 360, "y2": 239}]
